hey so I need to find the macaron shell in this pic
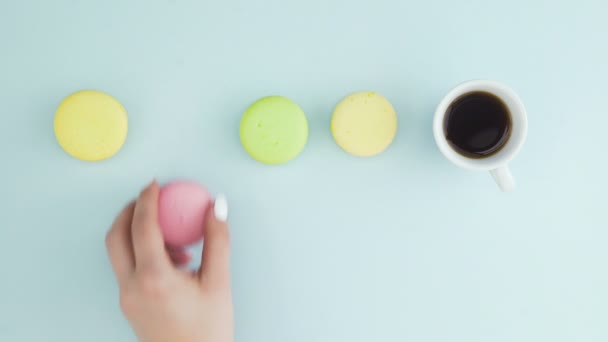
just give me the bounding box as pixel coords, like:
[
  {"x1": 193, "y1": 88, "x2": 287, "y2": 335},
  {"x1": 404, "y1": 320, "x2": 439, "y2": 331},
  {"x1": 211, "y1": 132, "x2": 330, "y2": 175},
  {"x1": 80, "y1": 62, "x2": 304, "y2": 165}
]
[
  {"x1": 331, "y1": 92, "x2": 398, "y2": 157},
  {"x1": 54, "y1": 90, "x2": 128, "y2": 161},
  {"x1": 240, "y1": 96, "x2": 309, "y2": 165},
  {"x1": 158, "y1": 180, "x2": 212, "y2": 247}
]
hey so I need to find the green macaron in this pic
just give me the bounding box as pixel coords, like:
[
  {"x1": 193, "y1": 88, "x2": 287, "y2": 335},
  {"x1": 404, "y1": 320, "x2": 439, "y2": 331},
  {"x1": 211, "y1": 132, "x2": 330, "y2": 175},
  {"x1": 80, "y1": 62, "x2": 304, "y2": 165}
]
[{"x1": 239, "y1": 96, "x2": 308, "y2": 165}]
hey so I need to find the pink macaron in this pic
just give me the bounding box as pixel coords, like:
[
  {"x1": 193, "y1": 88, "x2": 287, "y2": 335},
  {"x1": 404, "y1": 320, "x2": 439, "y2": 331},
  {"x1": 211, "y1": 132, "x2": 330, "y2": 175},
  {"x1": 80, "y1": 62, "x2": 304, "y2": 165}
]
[{"x1": 158, "y1": 180, "x2": 212, "y2": 248}]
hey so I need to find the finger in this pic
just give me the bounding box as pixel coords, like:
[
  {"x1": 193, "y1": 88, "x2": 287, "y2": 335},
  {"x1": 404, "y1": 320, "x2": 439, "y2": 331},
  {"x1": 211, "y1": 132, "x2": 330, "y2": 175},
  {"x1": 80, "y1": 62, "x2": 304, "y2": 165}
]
[
  {"x1": 105, "y1": 201, "x2": 136, "y2": 284},
  {"x1": 131, "y1": 180, "x2": 171, "y2": 272},
  {"x1": 199, "y1": 194, "x2": 231, "y2": 289}
]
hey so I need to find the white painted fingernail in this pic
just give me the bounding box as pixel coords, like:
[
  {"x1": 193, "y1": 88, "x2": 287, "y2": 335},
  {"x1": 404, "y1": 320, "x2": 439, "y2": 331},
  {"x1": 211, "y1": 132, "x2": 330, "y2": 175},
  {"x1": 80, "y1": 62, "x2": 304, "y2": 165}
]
[{"x1": 214, "y1": 194, "x2": 228, "y2": 222}]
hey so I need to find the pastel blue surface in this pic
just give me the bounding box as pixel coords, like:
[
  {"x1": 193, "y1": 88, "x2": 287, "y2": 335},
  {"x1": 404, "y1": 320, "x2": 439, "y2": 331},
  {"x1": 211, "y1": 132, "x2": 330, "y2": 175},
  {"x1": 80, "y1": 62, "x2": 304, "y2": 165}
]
[{"x1": 1, "y1": 0, "x2": 607, "y2": 341}]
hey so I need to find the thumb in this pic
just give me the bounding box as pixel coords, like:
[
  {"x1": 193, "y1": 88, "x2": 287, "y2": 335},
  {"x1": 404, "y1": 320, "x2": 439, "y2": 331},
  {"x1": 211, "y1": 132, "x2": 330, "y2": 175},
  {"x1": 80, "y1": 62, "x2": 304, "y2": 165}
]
[{"x1": 199, "y1": 194, "x2": 231, "y2": 289}]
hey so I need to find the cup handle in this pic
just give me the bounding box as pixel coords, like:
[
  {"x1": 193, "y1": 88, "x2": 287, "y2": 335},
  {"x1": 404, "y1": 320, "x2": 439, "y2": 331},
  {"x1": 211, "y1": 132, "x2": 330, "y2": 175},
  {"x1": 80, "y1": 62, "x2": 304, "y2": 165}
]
[{"x1": 490, "y1": 166, "x2": 515, "y2": 192}]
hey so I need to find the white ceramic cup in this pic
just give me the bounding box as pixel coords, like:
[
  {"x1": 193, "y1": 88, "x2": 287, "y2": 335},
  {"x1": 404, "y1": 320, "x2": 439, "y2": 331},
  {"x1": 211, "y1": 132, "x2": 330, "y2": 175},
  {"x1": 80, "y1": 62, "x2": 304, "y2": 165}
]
[{"x1": 433, "y1": 80, "x2": 528, "y2": 192}]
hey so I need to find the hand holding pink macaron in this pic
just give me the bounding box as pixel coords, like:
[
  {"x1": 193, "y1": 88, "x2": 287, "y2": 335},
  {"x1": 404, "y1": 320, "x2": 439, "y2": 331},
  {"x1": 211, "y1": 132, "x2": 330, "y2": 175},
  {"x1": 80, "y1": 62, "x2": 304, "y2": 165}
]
[{"x1": 105, "y1": 181, "x2": 233, "y2": 342}]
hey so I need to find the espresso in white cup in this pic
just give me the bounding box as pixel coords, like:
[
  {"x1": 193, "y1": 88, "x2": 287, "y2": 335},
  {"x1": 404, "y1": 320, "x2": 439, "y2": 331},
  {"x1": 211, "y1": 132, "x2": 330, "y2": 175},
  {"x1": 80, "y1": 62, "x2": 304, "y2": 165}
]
[{"x1": 433, "y1": 80, "x2": 528, "y2": 192}]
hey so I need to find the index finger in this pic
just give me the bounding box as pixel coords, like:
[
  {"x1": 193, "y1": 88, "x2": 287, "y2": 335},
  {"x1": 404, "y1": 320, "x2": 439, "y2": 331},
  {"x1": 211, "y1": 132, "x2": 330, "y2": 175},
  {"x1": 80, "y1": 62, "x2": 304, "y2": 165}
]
[
  {"x1": 131, "y1": 181, "x2": 171, "y2": 272},
  {"x1": 105, "y1": 201, "x2": 136, "y2": 284}
]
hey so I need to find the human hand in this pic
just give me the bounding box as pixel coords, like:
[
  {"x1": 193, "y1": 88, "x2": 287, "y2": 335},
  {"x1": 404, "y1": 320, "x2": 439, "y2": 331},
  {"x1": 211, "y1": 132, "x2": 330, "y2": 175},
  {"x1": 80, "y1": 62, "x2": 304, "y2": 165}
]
[{"x1": 105, "y1": 181, "x2": 233, "y2": 342}]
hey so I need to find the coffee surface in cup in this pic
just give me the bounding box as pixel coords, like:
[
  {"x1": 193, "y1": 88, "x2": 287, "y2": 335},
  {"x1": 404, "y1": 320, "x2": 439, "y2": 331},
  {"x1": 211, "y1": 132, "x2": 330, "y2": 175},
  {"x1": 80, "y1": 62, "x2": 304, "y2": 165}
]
[{"x1": 444, "y1": 91, "x2": 511, "y2": 158}]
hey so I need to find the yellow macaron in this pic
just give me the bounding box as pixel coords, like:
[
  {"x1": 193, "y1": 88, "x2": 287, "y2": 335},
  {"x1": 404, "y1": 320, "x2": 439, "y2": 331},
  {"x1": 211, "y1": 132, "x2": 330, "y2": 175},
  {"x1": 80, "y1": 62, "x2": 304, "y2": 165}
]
[
  {"x1": 54, "y1": 90, "x2": 128, "y2": 161},
  {"x1": 331, "y1": 91, "x2": 398, "y2": 157}
]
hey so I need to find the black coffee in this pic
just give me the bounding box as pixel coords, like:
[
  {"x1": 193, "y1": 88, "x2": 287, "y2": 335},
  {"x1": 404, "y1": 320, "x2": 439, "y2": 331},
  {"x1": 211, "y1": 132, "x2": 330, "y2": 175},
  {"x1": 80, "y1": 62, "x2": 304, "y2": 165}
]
[{"x1": 444, "y1": 91, "x2": 511, "y2": 158}]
